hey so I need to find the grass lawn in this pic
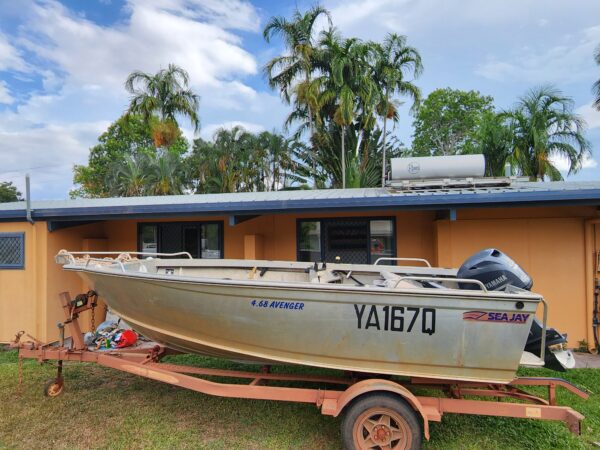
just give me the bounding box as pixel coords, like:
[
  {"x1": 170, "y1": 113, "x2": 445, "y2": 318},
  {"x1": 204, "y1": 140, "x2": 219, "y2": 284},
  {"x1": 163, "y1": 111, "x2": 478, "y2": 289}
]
[{"x1": 0, "y1": 347, "x2": 598, "y2": 449}]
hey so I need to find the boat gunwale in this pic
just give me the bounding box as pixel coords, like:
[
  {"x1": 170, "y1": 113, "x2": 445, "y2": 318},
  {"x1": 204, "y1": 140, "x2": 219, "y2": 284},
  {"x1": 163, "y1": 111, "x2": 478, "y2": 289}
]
[{"x1": 65, "y1": 264, "x2": 543, "y2": 302}]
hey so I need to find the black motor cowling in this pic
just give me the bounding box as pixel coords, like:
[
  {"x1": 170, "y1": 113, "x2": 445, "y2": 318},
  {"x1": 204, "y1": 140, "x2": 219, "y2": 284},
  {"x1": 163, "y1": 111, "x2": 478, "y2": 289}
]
[
  {"x1": 458, "y1": 248, "x2": 572, "y2": 371},
  {"x1": 457, "y1": 248, "x2": 532, "y2": 291}
]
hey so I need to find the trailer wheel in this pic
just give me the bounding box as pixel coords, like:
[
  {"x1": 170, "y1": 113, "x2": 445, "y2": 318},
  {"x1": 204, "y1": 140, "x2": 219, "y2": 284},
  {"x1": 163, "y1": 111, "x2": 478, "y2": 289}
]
[
  {"x1": 341, "y1": 393, "x2": 422, "y2": 450},
  {"x1": 43, "y1": 377, "x2": 64, "y2": 397}
]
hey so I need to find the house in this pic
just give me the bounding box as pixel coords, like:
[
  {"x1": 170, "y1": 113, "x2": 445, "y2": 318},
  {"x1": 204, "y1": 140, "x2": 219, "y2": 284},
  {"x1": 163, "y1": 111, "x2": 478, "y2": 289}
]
[{"x1": 1, "y1": 181, "x2": 599, "y2": 351}]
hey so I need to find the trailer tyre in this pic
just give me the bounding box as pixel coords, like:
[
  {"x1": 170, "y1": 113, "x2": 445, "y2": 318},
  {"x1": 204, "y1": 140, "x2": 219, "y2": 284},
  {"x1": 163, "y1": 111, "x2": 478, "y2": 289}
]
[
  {"x1": 341, "y1": 392, "x2": 422, "y2": 450},
  {"x1": 43, "y1": 377, "x2": 64, "y2": 397}
]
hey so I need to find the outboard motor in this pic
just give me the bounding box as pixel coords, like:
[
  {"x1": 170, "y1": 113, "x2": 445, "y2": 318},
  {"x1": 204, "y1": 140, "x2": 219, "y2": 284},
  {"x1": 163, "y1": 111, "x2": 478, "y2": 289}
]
[
  {"x1": 457, "y1": 248, "x2": 532, "y2": 291},
  {"x1": 458, "y1": 248, "x2": 574, "y2": 371}
]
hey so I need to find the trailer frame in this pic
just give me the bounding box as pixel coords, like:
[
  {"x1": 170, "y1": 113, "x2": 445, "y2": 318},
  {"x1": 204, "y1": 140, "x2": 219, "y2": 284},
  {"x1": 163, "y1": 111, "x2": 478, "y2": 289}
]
[{"x1": 12, "y1": 291, "x2": 589, "y2": 448}]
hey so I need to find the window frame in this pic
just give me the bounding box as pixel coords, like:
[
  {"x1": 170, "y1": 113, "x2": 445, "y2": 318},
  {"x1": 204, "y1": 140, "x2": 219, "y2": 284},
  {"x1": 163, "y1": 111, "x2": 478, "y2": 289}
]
[
  {"x1": 137, "y1": 221, "x2": 224, "y2": 259},
  {"x1": 296, "y1": 216, "x2": 396, "y2": 264},
  {"x1": 0, "y1": 232, "x2": 25, "y2": 270}
]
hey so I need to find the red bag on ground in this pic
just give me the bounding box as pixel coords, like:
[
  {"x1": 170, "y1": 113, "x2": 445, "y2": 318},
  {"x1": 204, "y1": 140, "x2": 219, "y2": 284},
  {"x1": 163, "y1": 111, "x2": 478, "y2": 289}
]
[{"x1": 115, "y1": 329, "x2": 138, "y2": 348}]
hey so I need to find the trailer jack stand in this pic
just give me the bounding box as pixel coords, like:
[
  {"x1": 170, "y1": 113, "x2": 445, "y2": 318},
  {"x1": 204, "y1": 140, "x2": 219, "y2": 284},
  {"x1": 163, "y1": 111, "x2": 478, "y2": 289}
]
[{"x1": 43, "y1": 360, "x2": 64, "y2": 397}]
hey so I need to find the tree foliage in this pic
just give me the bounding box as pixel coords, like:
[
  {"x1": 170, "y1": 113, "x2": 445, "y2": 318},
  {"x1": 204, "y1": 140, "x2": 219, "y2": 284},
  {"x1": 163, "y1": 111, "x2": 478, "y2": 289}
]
[
  {"x1": 105, "y1": 151, "x2": 187, "y2": 197},
  {"x1": 0, "y1": 181, "x2": 22, "y2": 203},
  {"x1": 310, "y1": 125, "x2": 406, "y2": 188},
  {"x1": 125, "y1": 64, "x2": 200, "y2": 147},
  {"x1": 186, "y1": 127, "x2": 308, "y2": 194},
  {"x1": 264, "y1": 7, "x2": 422, "y2": 188},
  {"x1": 470, "y1": 111, "x2": 514, "y2": 177},
  {"x1": 411, "y1": 88, "x2": 494, "y2": 156},
  {"x1": 72, "y1": 115, "x2": 188, "y2": 198},
  {"x1": 373, "y1": 33, "x2": 422, "y2": 185},
  {"x1": 509, "y1": 85, "x2": 590, "y2": 180},
  {"x1": 71, "y1": 9, "x2": 593, "y2": 197},
  {"x1": 594, "y1": 44, "x2": 600, "y2": 111}
]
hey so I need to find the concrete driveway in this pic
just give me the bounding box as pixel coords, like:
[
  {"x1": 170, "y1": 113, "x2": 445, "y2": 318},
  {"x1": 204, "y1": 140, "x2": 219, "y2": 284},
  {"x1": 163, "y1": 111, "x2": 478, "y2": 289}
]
[{"x1": 575, "y1": 352, "x2": 600, "y2": 368}]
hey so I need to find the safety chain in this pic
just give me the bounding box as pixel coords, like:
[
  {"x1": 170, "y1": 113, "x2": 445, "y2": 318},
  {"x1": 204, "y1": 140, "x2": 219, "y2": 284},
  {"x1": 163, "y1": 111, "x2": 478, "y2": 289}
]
[{"x1": 91, "y1": 303, "x2": 96, "y2": 333}]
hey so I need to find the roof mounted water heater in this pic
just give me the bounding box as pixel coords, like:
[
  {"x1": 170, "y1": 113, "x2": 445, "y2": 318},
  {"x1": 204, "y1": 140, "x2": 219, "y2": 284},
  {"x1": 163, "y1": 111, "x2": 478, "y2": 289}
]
[{"x1": 387, "y1": 154, "x2": 518, "y2": 190}]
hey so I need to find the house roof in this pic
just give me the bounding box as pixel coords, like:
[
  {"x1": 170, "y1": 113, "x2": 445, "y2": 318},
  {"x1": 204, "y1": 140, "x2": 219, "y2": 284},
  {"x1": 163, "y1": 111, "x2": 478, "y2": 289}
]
[{"x1": 1, "y1": 180, "x2": 600, "y2": 223}]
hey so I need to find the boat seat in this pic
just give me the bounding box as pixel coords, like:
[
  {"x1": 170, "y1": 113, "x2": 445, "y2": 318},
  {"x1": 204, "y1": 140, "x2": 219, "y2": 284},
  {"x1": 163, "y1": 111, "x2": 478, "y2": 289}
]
[
  {"x1": 310, "y1": 270, "x2": 342, "y2": 284},
  {"x1": 379, "y1": 271, "x2": 422, "y2": 289}
]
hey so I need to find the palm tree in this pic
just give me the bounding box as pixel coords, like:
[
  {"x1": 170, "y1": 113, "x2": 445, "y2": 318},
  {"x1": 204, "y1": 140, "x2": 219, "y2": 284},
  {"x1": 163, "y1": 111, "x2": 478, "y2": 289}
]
[
  {"x1": 125, "y1": 64, "x2": 200, "y2": 147},
  {"x1": 107, "y1": 154, "x2": 150, "y2": 197},
  {"x1": 473, "y1": 111, "x2": 515, "y2": 177},
  {"x1": 315, "y1": 32, "x2": 378, "y2": 188},
  {"x1": 594, "y1": 45, "x2": 600, "y2": 111},
  {"x1": 148, "y1": 152, "x2": 186, "y2": 195},
  {"x1": 510, "y1": 85, "x2": 590, "y2": 181},
  {"x1": 263, "y1": 6, "x2": 331, "y2": 186},
  {"x1": 373, "y1": 34, "x2": 423, "y2": 186},
  {"x1": 252, "y1": 131, "x2": 307, "y2": 191},
  {"x1": 311, "y1": 124, "x2": 404, "y2": 188},
  {"x1": 263, "y1": 5, "x2": 331, "y2": 113}
]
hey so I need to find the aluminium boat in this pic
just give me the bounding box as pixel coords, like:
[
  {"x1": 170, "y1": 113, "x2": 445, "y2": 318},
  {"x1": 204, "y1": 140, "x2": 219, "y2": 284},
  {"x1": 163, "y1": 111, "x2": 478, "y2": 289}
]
[{"x1": 56, "y1": 249, "x2": 571, "y2": 384}]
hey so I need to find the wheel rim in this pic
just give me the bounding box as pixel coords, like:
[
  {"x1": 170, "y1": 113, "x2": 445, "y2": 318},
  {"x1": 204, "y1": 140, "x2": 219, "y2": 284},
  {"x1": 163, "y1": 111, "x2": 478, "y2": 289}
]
[
  {"x1": 352, "y1": 407, "x2": 412, "y2": 450},
  {"x1": 47, "y1": 382, "x2": 63, "y2": 397}
]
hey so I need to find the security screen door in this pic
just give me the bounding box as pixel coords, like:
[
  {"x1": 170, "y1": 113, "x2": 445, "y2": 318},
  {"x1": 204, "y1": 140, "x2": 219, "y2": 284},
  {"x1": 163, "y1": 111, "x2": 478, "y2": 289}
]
[{"x1": 323, "y1": 218, "x2": 370, "y2": 264}]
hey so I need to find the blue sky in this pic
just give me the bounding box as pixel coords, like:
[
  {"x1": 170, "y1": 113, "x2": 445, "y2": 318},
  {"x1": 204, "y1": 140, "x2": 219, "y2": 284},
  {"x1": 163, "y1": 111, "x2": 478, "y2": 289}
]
[{"x1": 0, "y1": 0, "x2": 599, "y2": 199}]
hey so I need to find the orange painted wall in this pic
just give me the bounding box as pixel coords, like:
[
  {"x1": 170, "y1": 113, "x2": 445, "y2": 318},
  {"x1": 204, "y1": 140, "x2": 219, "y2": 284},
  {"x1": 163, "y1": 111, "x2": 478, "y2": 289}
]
[
  {"x1": 435, "y1": 216, "x2": 589, "y2": 344},
  {"x1": 0, "y1": 222, "x2": 46, "y2": 342},
  {"x1": 0, "y1": 205, "x2": 596, "y2": 347},
  {"x1": 101, "y1": 211, "x2": 436, "y2": 263},
  {"x1": 43, "y1": 222, "x2": 106, "y2": 342},
  {"x1": 0, "y1": 221, "x2": 106, "y2": 343}
]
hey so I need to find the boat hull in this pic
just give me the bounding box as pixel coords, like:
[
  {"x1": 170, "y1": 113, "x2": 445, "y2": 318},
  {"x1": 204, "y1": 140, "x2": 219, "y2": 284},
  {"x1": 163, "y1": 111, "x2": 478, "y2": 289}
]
[{"x1": 73, "y1": 266, "x2": 540, "y2": 384}]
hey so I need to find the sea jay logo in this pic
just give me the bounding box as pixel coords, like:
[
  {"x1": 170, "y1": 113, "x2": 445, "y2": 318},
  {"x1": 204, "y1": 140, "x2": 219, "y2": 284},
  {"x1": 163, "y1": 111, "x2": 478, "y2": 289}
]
[{"x1": 463, "y1": 311, "x2": 530, "y2": 324}]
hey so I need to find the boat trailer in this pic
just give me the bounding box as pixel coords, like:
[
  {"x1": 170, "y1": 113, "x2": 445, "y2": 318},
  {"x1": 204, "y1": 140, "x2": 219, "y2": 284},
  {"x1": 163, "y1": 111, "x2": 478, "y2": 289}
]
[{"x1": 12, "y1": 292, "x2": 589, "y2": 450}]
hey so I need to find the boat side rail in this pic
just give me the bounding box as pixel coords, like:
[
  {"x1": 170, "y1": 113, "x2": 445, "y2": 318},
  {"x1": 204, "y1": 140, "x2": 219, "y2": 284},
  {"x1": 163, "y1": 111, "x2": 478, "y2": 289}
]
[
  {"x1": 374, "y1": 257, "x2": 432, "y2": 267},
  {"x1": 56, "y1": 249, "x2": 193, "y2": 265},
  {"x1": 392, "y1": 276, "x2": 488, "y2": 292},
  {"x1": 84, "y1": 257, "x2": 128, "y2": 272}
]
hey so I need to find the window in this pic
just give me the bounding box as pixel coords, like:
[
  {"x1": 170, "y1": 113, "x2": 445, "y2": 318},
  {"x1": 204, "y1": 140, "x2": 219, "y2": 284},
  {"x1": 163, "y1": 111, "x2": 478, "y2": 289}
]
[
  {"x1": 370, "y1": 220, "x2": 395, "y2": 263},
  {"x1": 297, "y1": 218, "x2": 395, "y2": 264},
  {"x1": 0, "y1": 233, "x2": 25, "y2": 269},
  {"x1": 139, "y1": 225, "x2": 158, "y2": 254},
  {"x1": 138, "y1": 222, "x2": 223, "y2": 259},
  {"x1": 298, "y1": 221, "x2": 321, "y2": 262}
]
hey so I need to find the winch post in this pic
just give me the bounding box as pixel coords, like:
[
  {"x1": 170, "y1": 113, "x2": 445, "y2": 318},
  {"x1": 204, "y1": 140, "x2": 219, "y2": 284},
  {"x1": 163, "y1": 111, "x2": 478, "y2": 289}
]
[{"x1": 58, "y1": 291, "x2": 96, "y2": 350}]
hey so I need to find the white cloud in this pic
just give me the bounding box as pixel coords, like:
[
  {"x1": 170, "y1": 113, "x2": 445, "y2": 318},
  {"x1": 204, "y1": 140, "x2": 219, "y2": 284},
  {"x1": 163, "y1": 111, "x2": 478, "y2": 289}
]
[
  {"x1": 537, "y1": 18, "x2": 549, "y2": 27},
  {"x1": 551, "y1": 152, "x2": 597, "y2": 172},
  {"x1": 476, "y1": 26, "x2": 600, "y2": 84},
  {"x1": 324, "y1": 0, "x2": 600, "y2": 41},
  {"x1": 201, "y1": 120, "x2": 266, "y2": 139},
  {"x1": 0, "y1": 80, "x2": 13, "y2": 104},
  {"x1": 129, "y1": 0, "x2": 261, "y2": 32},
  {"x1": 0, "y1": 0, "x2": 285, "y2": 199},
  {"x1": 0, "y1": 34, "x2": 28, "y2": 72},
  {"x1": 0, "y1": 121, "x2": 109, "y2": 198},
  {"x1": 577, "y1": 102, "x2": 600, "y2": 130},
  {"x1": 19, "y1": 1, "x2": 258, "y2": 91}
]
